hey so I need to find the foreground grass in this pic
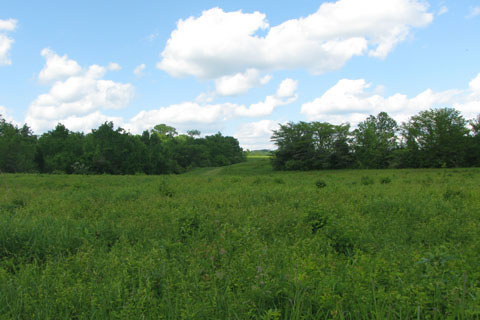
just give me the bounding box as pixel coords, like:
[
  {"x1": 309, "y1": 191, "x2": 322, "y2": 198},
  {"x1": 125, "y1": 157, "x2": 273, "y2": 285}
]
[{"x1": 0, "y1": 160, "x2": 479, "y2": 319}]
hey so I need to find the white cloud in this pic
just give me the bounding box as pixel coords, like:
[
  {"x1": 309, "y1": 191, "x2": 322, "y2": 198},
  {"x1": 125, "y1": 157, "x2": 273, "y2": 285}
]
[
  {"x1": 234, "y1": 120, "x2": 281, "y2": 150},
  {"x1": 38, "y1": 49, "x2": 82, "y2": 82},
  {"x1": 107, "y1": 62, "x2": 122, "y2": 71},
  {"x1": 59, "y1": 111, "x2": 124, "y2": 133},
  {"x1": 467, "y1": 6, "x2": 480, "y2": 18},
  {"x1": 438, "y1": 6, "x2": 448, "y2": 16},
  {"x1": 301, "y1": 74, "x2": 480, "y2": 126},
  {"x1": 0, "y1": 19, "x2": 17, "y2": 31},
  {"x1": 469, "y1": 73, "x2": 480, "y2": 94},
  {"x1": 0, "y1": 18, "x2": 17, "y2": 66},
  {"x1": 276, "y1": 78, "x2": 297, "y2": 98},
  {"x1": 195, "y1": 92, "x2": 215, "y2": 104},
  {"x1": 157, "y1": 1, "x2": 433, "y2": 78},
  {"x1": 26, "y1": 49, "x2": 134, "y2": 133},
  {"x1": 0, "y1": 106, "x2": 13, "y2": 123},
  {"x1": 215, "y1": 69, "x2": 272, "y2": 96},
  {"x1": 126, "y1": 78, "x2": 297, "y2": 133},
  {"x1": 232, "y1": 78, "x2": 298, "y2": 117},
  {"x1": 126, "y1": 102, "x2": 233, "y2": 133},
  {"x1": 133, "y1": 63, "x2": 146, "y2": 77}
]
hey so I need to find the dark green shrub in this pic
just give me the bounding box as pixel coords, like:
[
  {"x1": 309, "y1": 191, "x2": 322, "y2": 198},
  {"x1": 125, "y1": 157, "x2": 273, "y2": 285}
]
[{"x1": 315, "y1": 180, "x2": 327, "y2": 189}]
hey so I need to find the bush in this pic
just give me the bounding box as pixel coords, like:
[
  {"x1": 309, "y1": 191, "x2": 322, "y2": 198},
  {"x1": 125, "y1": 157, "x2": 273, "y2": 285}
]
[{"x1": 315, "y1": 180, "x2": 327, "y2": 189}]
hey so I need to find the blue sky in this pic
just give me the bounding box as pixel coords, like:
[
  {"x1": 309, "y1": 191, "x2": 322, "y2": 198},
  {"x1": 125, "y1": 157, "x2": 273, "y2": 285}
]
[{"x1": 1, "y1": 0, "x2": 480, "y2": 149}]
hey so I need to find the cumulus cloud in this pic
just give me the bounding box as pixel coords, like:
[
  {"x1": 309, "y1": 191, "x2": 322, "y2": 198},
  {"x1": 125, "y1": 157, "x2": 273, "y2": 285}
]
[
  {"x1": 0, "y1": 19, "x2": 17, "y2": 31},
  {"x1": 0, "y1": 18, "x2": 17, "y2": 65},
  {"x1": 301, "y1": 74, "x2": 480, "y2": 126},
  {"x1": 234, "y1": 120, "x2": 281, "y2": 150},
  {"x1": 38, "y1": 49, "x2": 82, "y2": 82},
  {"x1": 126, "y1": 102, "x2": 233, "y2": 133},
  {"x1": 233, "y1": 78, "x2": 297, "y2": 117},
  {"x1": 56, "y1": 111, "x2": 124, "y2": 133},
  {"x1": 469, "y1": 73, "x2": 480, "y2": 94},
  {"x1": 133, "y1": 63, "x2": 146, "y2": 77},
  {"x1": 157, "y1": 1, "x2": 433, "y2": 78},
  {"x1": 26, "y1": 49, "x2": 134, "y2": 133},
  {"x1": 215, "y1": 69, "x2": 271, "y2": 96},
  {"x1": 126, "y1": 78, "x2": 297, "y2": 133}
]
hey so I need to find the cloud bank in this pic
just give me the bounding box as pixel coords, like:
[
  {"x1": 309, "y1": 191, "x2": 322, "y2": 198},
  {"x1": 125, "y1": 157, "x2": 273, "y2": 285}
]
[
  {"x1": 126, "y1": 78, "x2": 298, "y2": 133},
  {"x1": 301, "y1": 73, "x2": 480, "y2": 126}
]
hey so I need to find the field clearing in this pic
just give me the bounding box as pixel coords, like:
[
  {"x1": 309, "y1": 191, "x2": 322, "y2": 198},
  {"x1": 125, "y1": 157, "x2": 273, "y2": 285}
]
[{"x1": 1, "y1": 159, "x2": 480, "y2": 319}]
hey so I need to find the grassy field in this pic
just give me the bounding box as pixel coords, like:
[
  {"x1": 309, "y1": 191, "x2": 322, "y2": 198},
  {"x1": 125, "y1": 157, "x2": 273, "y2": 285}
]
[{"x1": 1, "y1": 159, "x2": 479, "y2": 319}]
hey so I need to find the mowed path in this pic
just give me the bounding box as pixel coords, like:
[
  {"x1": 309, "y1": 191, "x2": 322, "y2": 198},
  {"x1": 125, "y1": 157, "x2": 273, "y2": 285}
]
[{"x1": 201, "y1": 167, "x2": 224, "y2": 176}]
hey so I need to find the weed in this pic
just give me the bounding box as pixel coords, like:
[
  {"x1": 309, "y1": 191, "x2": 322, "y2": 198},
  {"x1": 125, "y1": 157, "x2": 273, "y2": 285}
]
[
  {"x1": 443, "y1": 189, "x2": 463, "y2": 200},
  {"x1": 304, "y1": 211, "x2": 327, "y2": 234},
  {"x1": 0, "y1": 162, "x2": 478, "y2": 318},
  {"x1": 178, "y1": 213, "x2": 200, "y2": 240},
  {"x1": 380, "y1": 177, "x2": 392, "y2": 184},
  {"x1": 158, "y1": 181, "x2": 174, "y2": 197},
  {"x1": 361, "y1": 176, "x2": 375, "y2": 185}
]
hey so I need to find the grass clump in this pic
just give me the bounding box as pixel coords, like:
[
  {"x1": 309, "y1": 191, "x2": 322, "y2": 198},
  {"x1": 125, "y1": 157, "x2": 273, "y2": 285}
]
[
  {"x1": 380, "y1": 176, "x2": 392, "y2": 184},
  {"x1": 360, "y1": 176, "x2": 375, "y2": 185}
]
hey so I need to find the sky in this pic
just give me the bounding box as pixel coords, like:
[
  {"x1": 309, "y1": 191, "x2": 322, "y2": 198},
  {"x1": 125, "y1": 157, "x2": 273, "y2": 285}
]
[{"x1": 1, "y1": 0, "x2": 480, "y2": 150}]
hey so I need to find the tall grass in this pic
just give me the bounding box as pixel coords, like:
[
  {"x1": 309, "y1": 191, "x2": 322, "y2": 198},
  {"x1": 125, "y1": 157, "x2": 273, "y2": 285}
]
[{"x1": 0, "y1": 162, "x2": 479, "y2": 318}]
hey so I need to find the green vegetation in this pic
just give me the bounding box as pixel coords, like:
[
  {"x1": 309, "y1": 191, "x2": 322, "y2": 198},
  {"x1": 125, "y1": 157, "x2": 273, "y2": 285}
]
[
  {"x1": 1, "y1": 159, "x2": 479, "y2": 318},
  {"x1": 246, "y1": 150, "x2": 272, "y2": 158},
  {"x1": 272, "y1": 108, "x2": 480, "y2": 170},
  {"x1": 0, "y1": 119, "x2": 245, "y2": 174}
]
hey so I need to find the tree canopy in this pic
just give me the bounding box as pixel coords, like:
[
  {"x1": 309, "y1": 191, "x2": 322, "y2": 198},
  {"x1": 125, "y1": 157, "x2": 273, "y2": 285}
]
[
  {"x1": 0, "y1": 118, "x2": 245, "y2": 174},
  {"x1": 271, "y1": 108, "x2": 478, "y2": 170}
]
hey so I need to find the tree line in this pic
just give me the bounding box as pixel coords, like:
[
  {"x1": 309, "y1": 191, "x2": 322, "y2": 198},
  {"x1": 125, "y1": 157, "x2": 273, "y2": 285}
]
[
  {"x1": 0, "y1": 119, "x2": 245, "y2": 174},
  {"x1": 271, "y1": 108, "x2": 480, "y2": 170}
]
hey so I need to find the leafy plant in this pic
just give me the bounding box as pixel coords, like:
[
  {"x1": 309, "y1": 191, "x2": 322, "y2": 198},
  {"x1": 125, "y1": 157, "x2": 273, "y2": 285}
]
[{"x1": 380, "y1": 176, "x2": 392, "y2": 184}]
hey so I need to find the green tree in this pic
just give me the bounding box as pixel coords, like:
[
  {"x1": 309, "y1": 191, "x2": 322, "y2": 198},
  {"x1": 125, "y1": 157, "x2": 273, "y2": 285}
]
[
  {"x1": 401, "y1": 108, "x2": 469, "y2": 167},
  {"x1": 36, "y1": 123, "x2": 85, "y2": 173},
  {"x1": 187, "y1": 129, "x2": 201, "y2": 138},
  {"x1": 0, "y1": 116, "x2": 37, "y2": 172},
  {"x1": 152, "y1": 124, "x2": 177, "y2": 139},
  {"x1": 465, "y1": 114, "x2": 480, "y2": 166},
  {"x1": 271, "y1": 122, "x2": 316, "y2": 170},
  {"x1": 353, "y1": 112, "x2": 398, "y2": 168},
  {"x1": 84, "y1": 122, "x2": 146, "y2": 174},
  {"x1": 271, "y1": 122, "x2": 352, "y2": 170}
]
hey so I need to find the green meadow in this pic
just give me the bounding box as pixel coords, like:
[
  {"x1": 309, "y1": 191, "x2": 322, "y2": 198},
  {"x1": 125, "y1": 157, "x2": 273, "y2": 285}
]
[{"x1": 1, "y1": 158, "x2": 479, "y2": 319}]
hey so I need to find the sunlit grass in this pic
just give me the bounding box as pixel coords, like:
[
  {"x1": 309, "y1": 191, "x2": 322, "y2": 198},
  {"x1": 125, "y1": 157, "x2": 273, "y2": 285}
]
[{"x1": 0, "y1": 161, "x2": 479, "y2": 318}]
